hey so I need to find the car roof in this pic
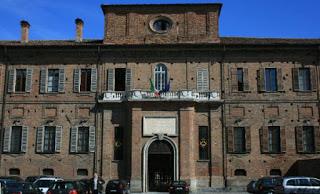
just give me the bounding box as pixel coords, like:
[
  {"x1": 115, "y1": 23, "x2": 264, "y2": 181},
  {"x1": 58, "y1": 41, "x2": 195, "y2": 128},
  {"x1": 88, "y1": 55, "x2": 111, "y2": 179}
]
[{"x1": 36, "y1": 177, "x2": 63, "y2": 181}]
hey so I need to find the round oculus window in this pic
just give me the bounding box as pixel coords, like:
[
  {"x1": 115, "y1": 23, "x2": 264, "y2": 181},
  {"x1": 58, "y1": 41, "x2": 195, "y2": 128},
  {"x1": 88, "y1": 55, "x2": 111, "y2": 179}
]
[{"x1": 150, "y1": 17, "x2": 172, "y2": 33}]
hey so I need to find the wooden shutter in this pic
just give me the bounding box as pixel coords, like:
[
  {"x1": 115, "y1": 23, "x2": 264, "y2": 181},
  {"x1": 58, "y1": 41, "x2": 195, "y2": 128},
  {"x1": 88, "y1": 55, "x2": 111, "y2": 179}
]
[
  {"x1": 25, "y1": 68, "x2": 33, "y2": 93},
  {"x1": 197, "y1": 69, "x2": 208, "y2": 91},
  {"x1": 310, "y1": 68, "x2": 317, "y2": 91},
  {"x1": 21, "y1": 126, "x2": 28, "y2": 153},
  {"x1": 260, "y1": 126, "x2": 269, "y2": 153},
  {"x1": 292, "y1": 68, "x2": 300, "y2": 91},
  {"x1": 245, "y1": 127, "x2": 251, "y2": 153},
  {"x1": 89, "y1": 126, "x2": 95, "y2": 153},
  {"x1": 73, "y1": 69, "x2": 80, "y2": 93},
  {"x1": 36, "y1": 127, "x2": 44, "y2": 153},
  {"x1": 230, "y1": 68, "x2": 238, "y2": 92},
  {"x1": 314, "y1": 126, "x2": 320, "y2": 153},
  {"x1": 58, "y1": 68, "x2": 65, "y2": 93},
  {"x1": 125, "y1": 68, "x2": 132, "y2": 91},
  {"x1": 243, "y1": 68, "x2": 249, "y2": 91},
  {"x1": 258, "y1": 68, "x2": 266, "y2": 92},
  {"x1": 277, "y1": 68, "x2": 283, "y2": 91},
  {"x1": 295, "y1": 126, "x2": 303, "y2": 153},
  {"x1": 7, "y1": 69, "x2": 15, "y2": 93},
  {"x1": 280, "y1": 127, "x2": 286, "y2": 153},
  {"x1": 40, "y1": 68, "x2": 47, "y2": 93},
  {"x1": 3, "y1": 127, "x2": 12, "y2": 152},
  {"x1": 55, "y1": 126, "x2": 62, "y2": 153},
  {"x1": 70, "y1": 127, "x2": 78, "y2": 153},
  {"x1": 107, "y1": 69, "x2": 114, "y2": 91},
  {"x1": 227, "y1": 127, "x2": 234, "y2": 153},
  {"x1": 91, "y1": 68, "x2": 97, "y2": 92}
]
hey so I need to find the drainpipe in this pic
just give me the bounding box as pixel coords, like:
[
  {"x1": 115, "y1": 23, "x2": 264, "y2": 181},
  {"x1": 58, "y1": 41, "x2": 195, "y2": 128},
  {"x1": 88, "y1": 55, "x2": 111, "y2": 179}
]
[
  {"x1": 0, "y1": 46, "x2": 9, "y2": 171},
  {"x1": 220, "y1": 45, "x2": 227, "y2": 188}
]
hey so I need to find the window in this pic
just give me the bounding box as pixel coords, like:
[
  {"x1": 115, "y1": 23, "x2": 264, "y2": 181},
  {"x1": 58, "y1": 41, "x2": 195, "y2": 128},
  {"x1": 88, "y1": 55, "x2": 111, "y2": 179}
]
[
  {"x1": 154, "y1": 64, "x2": 168, "y2": 91},
  {"x1": 114, "y1": 127, "x2": 124, "y2": 160},
  {"x1": 237, "y1": 68, "x2": 244, "y2": 91},
  {"x1": 298, "y1": 68, "x2": 311, "y2": 91},
  {"x1": 298, "y1": 179, "x2": 311, "y2": 186},
  {"x1": 197, "y1": 69, "x2": 209, "y2": 92},
  {"x1": 78, "y1": 127, "x2": 89, "y2": 153},
  {"x1": 43, "y1": 168, "x2": 54, "y2": 175},
  {"x1": 77, "y1": 169, "x2": 88, "y2": 176},
  {"x1": 199, "y1": 126, "x2": 209, "y2": 160},
  {"x1": 9, "y1": 168, "x2": 20, "y2": 175},
  {"x1": 43, "y1": 126, "x2": 56, "y2": 153},
  {"x1": 8, "y1": 68, "x2": 33, "y2": 93},
  {"x1": 302, "y1": 126, "x2": 315, "y2": 153},
  {"x1": 265, "y1": 68, "x2": 278, "y2": 92},
  {"x1": 234, "y1": 169, "x2": 247, "y2": 176},
  {"x1": 270, "y1": 169, "x2": 282, "y2": 176},
  {"x1": 268, "y1": 126, "x2": 281, "y2": 153},
  {"x1": 310, "y1": 179, "x2": 320, "y2": 186},
  {"x1": 10, "y1": 126, "x2": 22, "y2": 153},
  {"x1": 80, "y1": 69, "x2": 91, "y2": 92},
  {"x1": 15, "y1": 69, "x2": 26, "y2": 92},
  {"x1": 286, "y1": 179, "x2": 296, "y2": 186},
  {"x1": 234, "y1": 127, "x2": 246, "y2": 153},
  {"x1": 70, "y1": 126, "x2": 95, "y2": 153},
  {"x1": 115, "y1": 68, "x2": 126, "y2": 91},
  {"x1": 150, "y1": 17, "x2": 172, "y2": 33},
  {"x1": 47, "y1": 69, "x2": 59, "y2": 92}
]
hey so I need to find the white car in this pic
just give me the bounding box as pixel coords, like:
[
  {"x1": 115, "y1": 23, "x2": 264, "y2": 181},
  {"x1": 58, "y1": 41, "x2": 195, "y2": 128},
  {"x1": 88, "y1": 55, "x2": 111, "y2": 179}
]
[{"x1": 33, "y1": 177, "x2": 63, "y2": 194}]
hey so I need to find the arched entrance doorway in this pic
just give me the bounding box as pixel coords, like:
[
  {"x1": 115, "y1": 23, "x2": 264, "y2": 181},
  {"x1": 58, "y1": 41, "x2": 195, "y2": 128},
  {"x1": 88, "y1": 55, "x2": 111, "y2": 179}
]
[
  {"x1": 148, "y1": 140, "x2": 173, "y2": 191},
  {"x1": 143, "y1": 136, "x2": 178, "y2": 192}
]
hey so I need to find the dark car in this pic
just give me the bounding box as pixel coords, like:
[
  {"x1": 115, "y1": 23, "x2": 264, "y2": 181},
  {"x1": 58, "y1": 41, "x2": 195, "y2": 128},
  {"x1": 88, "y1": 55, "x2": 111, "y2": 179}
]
[
  {"x1": 255, "y1": 176, "x2": 282, "y2": 194},
  {"x1": 168, "y1": 180, "x2": 189, "y2": 194},
  {"x1": 78, "y1": 179, "x2": 92, "y2": 194},
  {"x1": 25, "y1": 175, "x2": 49, "y2": 183},
  {"x1": 47, "y1": 180, "x2": 86, "y2": 194},
  {"x1": 247, "y1": 180, "x2": 258, "y2": 193},
  {"x1": 3, "y1": 182, "x2": 42, "y2": 194},
  {"x1": 0, "y1": 176, "x2": 24, "y2": 182},
  {"x1": 105, "y1": 179, "x2": 130, "y2": 194}
]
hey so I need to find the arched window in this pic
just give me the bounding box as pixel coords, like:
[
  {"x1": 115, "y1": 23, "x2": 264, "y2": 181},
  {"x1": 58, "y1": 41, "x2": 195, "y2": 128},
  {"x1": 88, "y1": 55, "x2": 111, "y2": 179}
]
[
  {"x1": 234, "y1": 169, "x2": 247, "y2": 176},
  {"x1": 154, "y1": 64, "x2": 168, "y2": 91},
  {"x1": 9, "y1": 168, "x2": 20, "y2": 175}
]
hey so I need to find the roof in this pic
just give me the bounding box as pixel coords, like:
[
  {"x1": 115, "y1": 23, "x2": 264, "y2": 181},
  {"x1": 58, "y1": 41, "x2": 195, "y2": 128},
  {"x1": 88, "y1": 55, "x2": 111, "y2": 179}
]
[{"x1": 0, "y1": 37, "x2": 319, "y2": 47}]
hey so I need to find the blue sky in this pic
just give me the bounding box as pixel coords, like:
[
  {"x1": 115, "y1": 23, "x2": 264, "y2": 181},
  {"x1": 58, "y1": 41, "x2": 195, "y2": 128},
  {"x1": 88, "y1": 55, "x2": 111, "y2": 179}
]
[{"x1": 0, "y1": 0, "x2": 319, "y2": 40}]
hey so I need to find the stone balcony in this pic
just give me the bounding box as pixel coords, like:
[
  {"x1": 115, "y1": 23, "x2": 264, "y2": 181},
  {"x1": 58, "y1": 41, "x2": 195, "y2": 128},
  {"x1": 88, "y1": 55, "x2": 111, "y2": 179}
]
[{"x1": 98, "y1": 90, "x2": 221, "y2": 103}]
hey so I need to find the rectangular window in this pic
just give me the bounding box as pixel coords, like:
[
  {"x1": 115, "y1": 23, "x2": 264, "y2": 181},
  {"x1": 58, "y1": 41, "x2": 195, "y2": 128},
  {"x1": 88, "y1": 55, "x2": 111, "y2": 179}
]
[
  {"x1": 114, "y1": 127, "x2": 124, "y2": 160},
  {"x1": 268, "y1": 126, "x2": 281, "y2": 153},
  {"x1": 43, "y1": 126, "x2": 56, "y2": 153},
  {"x1": 114, "y1": 68, "x2": 126, "y2": 91},
  {"x1": 10, "y1": 126, "x2": 22, "y2": 153},
  {"x1": 15, "y1": 69, "x2": 26, "y2": 92},
  {"x1": 298, "y1": 68, "x2": 311, "y2": 91},
  {"x1": 199, "y1": 126, "x2": 209, "y2": 160},
  {"x1": 234, "y1": 127, "x2": 246, "y2": 153},
  {"x1": 80, "y1": 69, "x2": 91, "y2": 92},
  {"x1": 47, "y1": 69, "x2": 59, "y2": 92},
  {"x1": 237, "y1": 68, "x2": 244, "y2": 91},
  {"x1": 78, "y1": 127, "x2": 89, "y2": 153},
  {"x1": 265, "y1": 68, "x2": 277, "y2": 92},
  {"x1": 302, "y1": 126, "x2": 315, "y2": 153}
]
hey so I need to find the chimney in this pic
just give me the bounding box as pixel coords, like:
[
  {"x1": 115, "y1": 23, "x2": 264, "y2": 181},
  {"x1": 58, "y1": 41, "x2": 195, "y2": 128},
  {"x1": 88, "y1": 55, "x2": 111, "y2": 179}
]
[
  {"x1": 20, "y1": 20, "x2": 30, "y2": 43},
  {"x1": 75, "y1": 18, "x2": 84, "y2": 42}
]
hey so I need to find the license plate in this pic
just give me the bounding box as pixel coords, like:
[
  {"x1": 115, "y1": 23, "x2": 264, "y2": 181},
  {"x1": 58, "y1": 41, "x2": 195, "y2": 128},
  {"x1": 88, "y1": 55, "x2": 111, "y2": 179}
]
[
  {"x1": 176, "y1": 187, "x2": 183, "y2": 190},
  {"x1": 110, "y1": 190, "x2": 117, "y2": 192}
]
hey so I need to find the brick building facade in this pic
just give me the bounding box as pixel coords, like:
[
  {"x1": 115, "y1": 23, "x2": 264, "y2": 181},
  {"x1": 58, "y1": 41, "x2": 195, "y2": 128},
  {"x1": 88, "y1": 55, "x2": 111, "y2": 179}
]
[{"x1": 0, "y1": 3, "x2": 320, "y2": 192}]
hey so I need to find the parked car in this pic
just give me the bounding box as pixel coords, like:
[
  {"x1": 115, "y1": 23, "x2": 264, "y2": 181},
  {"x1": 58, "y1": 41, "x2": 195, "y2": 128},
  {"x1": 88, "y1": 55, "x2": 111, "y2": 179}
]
[
  {"x1": 247, "y1": 180, "x2": 258, "y2": 193},
  {"x1": 3, "y1": 181, "x2": 42, "y2": 194},
  {"x1": 105, "y1": 179, "x2": 130, "y2": 194},
  {"x1": 273, "y1": 176, "x2": 320, "y2": 194},
  {"x1": 168, "y1": 180, "x2": 189, "y2": 194},
  {"x1": 25, "y1": 175, "x2": 49, "y2": 183},
  {"x1": 78, "y1": 179, "x2": 92, "y2": 194},
  {"x1": 254, "y1": 176, "x2": 282, "y2": 194},
  {"x1": 47, "y1": 180, "x2": 87, "y2": 194},
  {"x1": 33, "y1": 176, "x2": 63, "y2": 194}
]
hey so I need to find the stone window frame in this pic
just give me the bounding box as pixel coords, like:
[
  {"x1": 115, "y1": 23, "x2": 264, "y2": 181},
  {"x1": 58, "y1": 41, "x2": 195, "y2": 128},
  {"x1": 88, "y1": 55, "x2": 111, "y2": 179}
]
[{"x1": 149, "y1": 16, "x2": 173, "y2": 34}]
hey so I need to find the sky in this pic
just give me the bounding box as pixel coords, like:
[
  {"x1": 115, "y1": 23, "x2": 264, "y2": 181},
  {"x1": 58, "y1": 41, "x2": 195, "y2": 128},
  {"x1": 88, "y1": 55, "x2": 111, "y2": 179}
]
[{"x1": 0, "y1": 0, "x2": 319, "y2": 40}]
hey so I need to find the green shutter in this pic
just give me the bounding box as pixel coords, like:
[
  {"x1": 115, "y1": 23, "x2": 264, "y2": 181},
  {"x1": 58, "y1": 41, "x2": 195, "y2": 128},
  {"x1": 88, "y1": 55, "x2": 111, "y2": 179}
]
[
  {"x1": 89, "y1": 126, "x2": 96, "y2": 153},
  {"x1": 40, "y1": 68, "x2": 47, "y2": 93},
  {"x1": 70, "y1": 127, "x2": 78, "y2": 153},
  {"x1": 7, "y1": 69, "x2": 15, "y2": 93},
  {"x1": 73, "y1": 69, "x2": 80, "y2": 93},
  {"x1": 3, "y1": 127, "x2": 12, "y2": 152},
  {"x1": 55, "y1": 126, "x2": 62, "y2": 153},
  {"x1": 36, "y1": 127, "x2": 44, "y2": 153},
  {"x1": 91, "y1": 68, "x2": 97, "y2": 92},
  {"x1": 107, "y1": 69, "x2": 114, "y2": 91},
  {"x1": 21, "y1": 126, "x2": 28, "y2": 153},
  {"x1": 125, "y1": 68, "x2": 132, "y2": 91},
  {"x1": 25, "y1": 68, "x2": 33, "y2": 93},
  {"x1": 58, "y1": 68, "x2": 65, "y2": 93}
]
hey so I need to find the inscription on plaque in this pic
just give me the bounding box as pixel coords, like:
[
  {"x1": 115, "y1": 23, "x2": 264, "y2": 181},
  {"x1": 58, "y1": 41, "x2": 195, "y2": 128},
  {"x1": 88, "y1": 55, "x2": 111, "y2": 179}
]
[{"x1": 143, "y1": 117, "x2": 177, "y2": 136}]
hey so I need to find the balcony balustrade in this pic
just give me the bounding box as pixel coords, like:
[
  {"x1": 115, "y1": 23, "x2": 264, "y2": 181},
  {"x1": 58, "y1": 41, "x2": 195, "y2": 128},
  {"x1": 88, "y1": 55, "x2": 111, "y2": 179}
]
[{"x1": 99, "y1": 90, "x2": 221, "y2": 103}]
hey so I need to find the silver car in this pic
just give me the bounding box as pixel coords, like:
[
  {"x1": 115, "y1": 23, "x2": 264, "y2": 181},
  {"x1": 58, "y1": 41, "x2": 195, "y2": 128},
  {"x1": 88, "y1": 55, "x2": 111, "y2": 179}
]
[{"x1": 274, "y1": 176, "x2": 320, "y2": 194}]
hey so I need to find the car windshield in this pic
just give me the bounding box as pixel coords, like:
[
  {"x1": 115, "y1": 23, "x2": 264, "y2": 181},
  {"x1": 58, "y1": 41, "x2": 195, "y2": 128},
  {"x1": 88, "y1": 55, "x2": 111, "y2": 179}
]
[
  {"x1": 262, "y1": 178, "x2": 280, "y2": 186},
  {"x1": 35, "y1": 180, "x2": 55, "y2": 187}
]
